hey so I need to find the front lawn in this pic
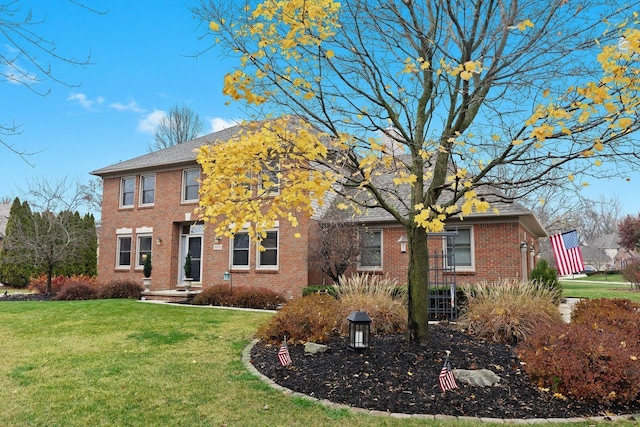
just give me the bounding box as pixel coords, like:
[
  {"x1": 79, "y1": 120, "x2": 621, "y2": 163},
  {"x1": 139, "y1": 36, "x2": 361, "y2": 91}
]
[{"x1": 561, "y1": 279, "x2": 640, "y2": 302}]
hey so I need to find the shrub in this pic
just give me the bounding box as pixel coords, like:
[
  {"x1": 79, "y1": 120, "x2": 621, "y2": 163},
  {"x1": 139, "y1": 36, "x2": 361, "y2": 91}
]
[
  {"x1": 98, "y1": 280, "x2": 143, "y2": 299},
  {"x1": 571, "y1": 298, "x2": 640, "y2": 346},
  {"x1": 29, "y1": 274, "x2": 98, "y2": 295},
  {"x1": 621, "y1": 261, "x2": 640, "y2": 289},
  {"x1": 256, "y1": 293, "x2": 341, "y2": 344},
  {"x1": 516, "y1": 321, "x2": 640, "y2": 405},
  {"x1": 53, "y1": 282, "x2": 99, "y2": 301},
  {"x1": 529, "y1": 259, "x2": 562, "y2": 302},
  {"x1": 302, "y1": 284, "x2": 338, "y2": 298},
  {"x1": 457, "y1": 279, "x2": 563, "y2": 345},
  {"x1": 192, "y1": 285, "x2": 285, "y2": 309}
]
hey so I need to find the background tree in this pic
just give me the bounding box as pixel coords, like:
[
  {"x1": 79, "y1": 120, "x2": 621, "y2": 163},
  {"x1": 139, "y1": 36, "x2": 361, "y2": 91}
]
[
  {"x1": 0, "y1": 1, "x2": 102, "y2": 162},
  {"x1": 618, "y1": 214, "x2": 640, "y2": 251},
  {"x1": 149, "y1": 104, "x2": 204, "y2": 151},
  {"x1": 194, "y1": 0, "x2": 640, "y2": 343},
  {"x1": 0, "y1": 179, "x2": 98, "y2": 293},
  {"x1": 309, "y1": 216, "x2": 364, "y2": 284},
  {"x1": 0, "y1": 198, "x2": 35, "y2": 287}
]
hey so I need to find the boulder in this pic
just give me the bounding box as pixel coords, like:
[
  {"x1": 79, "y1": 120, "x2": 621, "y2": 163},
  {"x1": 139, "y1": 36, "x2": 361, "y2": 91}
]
[
  {"x1": 304, "y1": 342, "x2": 328, "y2": 354},
  {"x1": 452, "y1": 369, "x2": 501, "y2": 387}
]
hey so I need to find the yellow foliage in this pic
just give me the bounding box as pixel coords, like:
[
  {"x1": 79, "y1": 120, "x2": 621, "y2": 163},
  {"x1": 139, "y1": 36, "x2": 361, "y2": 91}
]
[{"x1": 196, "y1": 117, "x2": 335, "y2": 240}]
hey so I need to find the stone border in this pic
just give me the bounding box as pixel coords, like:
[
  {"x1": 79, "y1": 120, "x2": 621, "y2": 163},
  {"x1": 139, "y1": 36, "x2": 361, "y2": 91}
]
[{"x1": 241, "y1": 340, "x2": 639, "y2": 424}]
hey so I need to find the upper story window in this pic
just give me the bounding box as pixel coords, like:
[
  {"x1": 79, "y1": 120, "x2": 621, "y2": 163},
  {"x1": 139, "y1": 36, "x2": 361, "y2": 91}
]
[
  {"x1": 183, "y1": 169, "x2": 200, "y2": 202},
  {"x1": 231, "y1": 232, "x2": 250, "y2": 269},
  {"x1": 140, "y1": 175, "x2": 155, "y2": 206},
  {"x1": 257, "y1": 230, "x2": 279, "y2": 269},
  {"x1": 445, "y1": 227, "x2": 474, "y2": 271},
  {"x1": 120, "y1": 177, "x2": 135, "y2": 208},
  {"x1": 258, "y1": 161, "x2": 280, "y2": 196},
  {"x1": 359, "y1": 229, "x2": 382, "y2": 270}
]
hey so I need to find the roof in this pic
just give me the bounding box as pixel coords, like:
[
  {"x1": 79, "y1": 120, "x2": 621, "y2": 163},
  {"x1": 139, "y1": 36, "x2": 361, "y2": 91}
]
[
  {"x1": 0, "y1": 202, "x2": 11, "y2": 239},
  {"x1": 90, "y1": 125, "x2": 244, "y2": 177}
]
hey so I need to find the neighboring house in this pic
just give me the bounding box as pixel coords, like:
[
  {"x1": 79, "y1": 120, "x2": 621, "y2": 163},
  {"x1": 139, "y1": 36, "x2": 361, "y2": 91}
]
[
  {"x1": 91, "y1": 123, "x2": 546, "y2": 297},
  {"x1": 614, "y1": 246, "x2": 639, "y2": 270},
  {"x1": 582, "y1": 233, "x2": 636, "y2": 271}
]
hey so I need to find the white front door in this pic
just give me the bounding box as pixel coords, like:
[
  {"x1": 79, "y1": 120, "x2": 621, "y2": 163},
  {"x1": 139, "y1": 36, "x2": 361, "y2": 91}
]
[{"x1": 179, "y1": 234, "x2": 202, "y2": 283}]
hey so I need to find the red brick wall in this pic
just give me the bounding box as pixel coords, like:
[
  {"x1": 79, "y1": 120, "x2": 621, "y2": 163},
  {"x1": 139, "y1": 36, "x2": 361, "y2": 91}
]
[{"x1": 98, "y1": 166, "x2": 311, "y2": 298}]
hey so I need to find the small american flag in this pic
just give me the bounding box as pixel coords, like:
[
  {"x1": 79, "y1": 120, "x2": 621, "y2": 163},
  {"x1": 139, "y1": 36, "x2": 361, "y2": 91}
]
[
  {"x1": 438, "y1": 351, "x2": 458, "y2": 392},
  {"x1": 277, "y1": 336, "x2": 292, "y2": 367}
]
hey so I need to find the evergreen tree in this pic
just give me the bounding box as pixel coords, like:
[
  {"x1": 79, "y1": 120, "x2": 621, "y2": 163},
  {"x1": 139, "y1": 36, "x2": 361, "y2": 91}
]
[{"x1": 0, "y1": 198, "x2": 35, "y2": 288}]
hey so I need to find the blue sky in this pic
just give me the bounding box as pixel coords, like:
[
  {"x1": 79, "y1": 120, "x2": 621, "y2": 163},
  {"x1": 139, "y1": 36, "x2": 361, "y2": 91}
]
[
  {"x1": 1, "y1": 0, "x2": 639, "y2": 217},
  {"x1": 0, "y1": 0, "x2": 240, "y2": 204}
]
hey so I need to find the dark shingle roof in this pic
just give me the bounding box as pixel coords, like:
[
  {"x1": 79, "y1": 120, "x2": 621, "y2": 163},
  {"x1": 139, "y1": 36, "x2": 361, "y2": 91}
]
[{"x1": 90, "y1": 125, "x2": 243, "y2": 177}]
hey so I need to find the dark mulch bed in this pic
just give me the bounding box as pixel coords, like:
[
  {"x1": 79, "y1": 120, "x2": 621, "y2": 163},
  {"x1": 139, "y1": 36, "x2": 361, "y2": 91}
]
[
  {"x1": 251, "y1": 323, "x2": 640, "y2": 420},
  {"x1": 0, "y1": 292, "x2": 52, "y2": 301}
]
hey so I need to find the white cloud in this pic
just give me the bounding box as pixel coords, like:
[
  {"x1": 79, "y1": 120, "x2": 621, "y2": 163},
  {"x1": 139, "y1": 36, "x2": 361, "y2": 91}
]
[
  {"x1": 209, "y1": 117, "x2": 239, "y2": 132},
  {"x1": 67, "y1": 93, "x2": 105, "y2": 110},
  {"x1": 109, "y1": 100, "x2": 145, "y2": 113},
  {"x1": 137, "y1": 110, "x2": 166, "y2": 133}
]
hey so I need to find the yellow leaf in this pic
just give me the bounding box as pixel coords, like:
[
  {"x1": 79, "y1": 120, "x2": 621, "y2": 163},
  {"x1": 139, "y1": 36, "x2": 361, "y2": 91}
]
[
  {"x1": 568, "y1": 174, "x2": 575, "y2": 182},
  {"x1": 514, "y1": 19, "x2": 534, "y2": 31},
  {"x1": 325, "y1": 50, "x2": 335, "y2": 59},
  {"x1": 209, "y1": 21, "x2": 220, "y2": 31}
]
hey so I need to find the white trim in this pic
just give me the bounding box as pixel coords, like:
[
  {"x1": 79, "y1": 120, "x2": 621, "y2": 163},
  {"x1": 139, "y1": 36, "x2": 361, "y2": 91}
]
[
  {"x1": 135, "y1": 234, "x2": 153, "y2": 270},
  {"x1": 116, "y1": 227, "x2": 133, "y2": 235},
  {"x1": 120, "y1": 176, "x2": 136, "y2": 208},
  {"x1": 116, "y1": 234, "x2": 132, "y2": 269},
  {"x1": 256, "y1": 230, "x2": 279, "y2": 270},
  {"x1": 445, "y1": 226, "x2": 475, "y2": 272},
  {"x1": 136, "y1": 226, "x2": 153, "y2": 234},
  {"x1": 139, "y1": 174, "x2": 156, "y2": 206},
  {"x1": 357, "y1": 229, "x2": 383, "y2": 271},
  {"x1": 230, "y1": 231, "x2": 250, "y2": 270},
  {"x1": 182, "y1": 168, "x2": 200, "y2": 203}
]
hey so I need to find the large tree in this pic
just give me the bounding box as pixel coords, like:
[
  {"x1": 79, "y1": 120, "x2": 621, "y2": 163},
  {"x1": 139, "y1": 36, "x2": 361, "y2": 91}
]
[
  {"x1": 193, "y1": 0, "x2": 640, "y2": 343},
  {"x1": 149, "y1": 104, "x2": 204, "y2": 151}
]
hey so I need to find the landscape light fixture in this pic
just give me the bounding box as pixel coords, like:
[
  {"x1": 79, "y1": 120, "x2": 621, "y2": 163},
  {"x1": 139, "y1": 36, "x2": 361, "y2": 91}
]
[{"x1": 347, "y1": 310, "x2": 372, "y2": 350}]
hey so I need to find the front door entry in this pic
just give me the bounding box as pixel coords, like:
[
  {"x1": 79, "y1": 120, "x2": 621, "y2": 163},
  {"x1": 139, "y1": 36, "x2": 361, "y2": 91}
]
[{"x1": 180, "y1": 224, "x2": 203, "y2": 284}]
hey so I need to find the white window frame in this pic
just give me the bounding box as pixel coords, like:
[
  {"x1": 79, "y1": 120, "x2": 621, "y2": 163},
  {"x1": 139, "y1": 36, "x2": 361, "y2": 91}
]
[
  {"x1": 135, "y1": 234, "x2": 153, "y2": 270},
  {"x1": 139, "y1": 174, "x2": 156, "y2": 206},
  {"x1": 256, "y1": 230, "x2": 279, "y2": 270},
  {"x1": 120, "y1": 176, "x2": 135, "y2": 208},
  {"x1": 444, "y1": 226, "x2": 475, "y2": 272},
  {"x1": 182, "y1": 168, "x2": 200, "y2": 202},
  {"x1": 116, "y1": 235, "x2": 132, "y2": 269},
  {"x1": 358, "y1": 229, "x2": 383, "y2": 271},
  {"x1": 230, "y1": 231, "x2": 251, "y2": 270}
]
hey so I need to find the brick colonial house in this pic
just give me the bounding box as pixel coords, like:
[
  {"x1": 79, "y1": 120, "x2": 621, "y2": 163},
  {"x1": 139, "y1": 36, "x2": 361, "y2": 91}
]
[{"x1": 91, "y1": 124, "x2": 546, "y2": 298}]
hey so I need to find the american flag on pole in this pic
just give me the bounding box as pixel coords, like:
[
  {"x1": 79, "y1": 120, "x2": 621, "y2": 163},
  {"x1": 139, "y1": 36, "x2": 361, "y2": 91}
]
[
  {"x1": 550, "y1": 230, "x2": 585, "y2": 276},
  {"x1": 277, "y1": 336, "x2": 292, "y2": 367},
  {"x1": 438, "y1": 351, "x2": 458, "y2": 392}
]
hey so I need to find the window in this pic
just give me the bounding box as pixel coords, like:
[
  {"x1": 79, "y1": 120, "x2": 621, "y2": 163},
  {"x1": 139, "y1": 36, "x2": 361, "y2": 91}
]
[
  {"x1": 359, "y1": 230, "x2": 382, "y2": 269},
  {"x1": 258, "y1": 161, "x2": 280, "y2": 196},
  {"x1": 445, "y1": 227, "x2": 474, "y2": 271},
  {"x1": 121, "y1": 177, "x2": 135, "y2": 207},
  {"x1": 231, "y1": 232, "x2": 250, "y2": 268},
  {"x1": 183, "y1": 169, "x2": 200, "y2": 202},
  {"x1": 116, "y1": 236, "x2": 132, "y2": 268},
  {"x1": 140, "y1": 175, "x2": 155, "y2": 205},
  {"x1": 136, "y1": 235, "x2": 152, "y2": 268},
  {"x1": 257, "y1": 231, "x2": 278, "y2": 269}
]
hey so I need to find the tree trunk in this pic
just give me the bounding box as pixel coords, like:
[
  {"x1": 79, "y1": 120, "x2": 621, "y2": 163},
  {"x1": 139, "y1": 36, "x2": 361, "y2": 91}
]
[{"x1": 406, "y1": 226, "x2": 430, "y2": 344}]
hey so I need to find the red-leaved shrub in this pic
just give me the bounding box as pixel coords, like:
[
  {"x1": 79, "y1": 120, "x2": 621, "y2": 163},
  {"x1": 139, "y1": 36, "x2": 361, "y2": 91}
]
[
  {"x1": 29, "y1": 274, "x2": 98, "y2": 295},
  {"x1": 98, "y1": 280, "x2": 143, "y2": 299},
  {"x1": 516, "y1": 298, "x2": 640, "y2": 405},
  {"x1": 256, "y1": 293, "x2": 341, "y2": 344},
  {"x1": 53, "y1": 282, "x2": 99, "y2": 301},
  {"x1": 191, "y1": 285, "x2": 285, "y2": 309}
]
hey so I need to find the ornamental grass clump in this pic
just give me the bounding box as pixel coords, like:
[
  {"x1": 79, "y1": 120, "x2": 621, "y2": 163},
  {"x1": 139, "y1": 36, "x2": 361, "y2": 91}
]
[
  {"x1": 335, "y1": 273, "x2": 407, "y2": 335},
  {"x1": 458, "y1": 279, "x2": 563, "y2": 345}
]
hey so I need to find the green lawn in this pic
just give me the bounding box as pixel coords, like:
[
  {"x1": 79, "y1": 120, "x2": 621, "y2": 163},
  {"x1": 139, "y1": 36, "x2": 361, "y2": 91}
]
[
  {"x1": 561, "y1": 277, "x2": 640, "y2": 303},
  {"x1": 0, "y1": 299, "x2": 636, "y2": 426}
]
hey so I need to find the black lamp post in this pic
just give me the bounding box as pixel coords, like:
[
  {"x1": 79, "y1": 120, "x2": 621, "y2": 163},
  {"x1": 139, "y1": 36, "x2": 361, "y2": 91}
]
[{"x1": 347, "y1": 310, "x2": 372, "y2": 350}]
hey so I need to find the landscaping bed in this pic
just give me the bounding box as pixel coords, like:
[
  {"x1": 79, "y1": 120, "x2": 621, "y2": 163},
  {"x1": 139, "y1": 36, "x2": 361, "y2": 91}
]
[{"x1": 250, "y1": 323, "x2": 640, "y2": 420}]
